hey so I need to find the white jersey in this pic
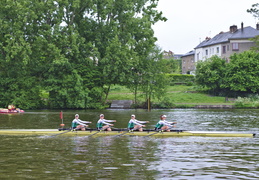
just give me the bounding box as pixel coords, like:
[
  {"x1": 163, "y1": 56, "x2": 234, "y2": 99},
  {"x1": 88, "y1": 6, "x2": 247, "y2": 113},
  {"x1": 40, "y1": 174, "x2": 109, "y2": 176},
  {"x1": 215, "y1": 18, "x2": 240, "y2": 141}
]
[
  {"x1": 155, "y1": 120, "x2": 174, "y2": 129},
  {"x1": 128, "y1": 119, "x2": 146, "y2": 129},
  {"x1": 71, "y1": 118, "x2": 91, "y2": 128},
  {"x1": 97, "y1": 119, "x2": 114, "y2": 128}
]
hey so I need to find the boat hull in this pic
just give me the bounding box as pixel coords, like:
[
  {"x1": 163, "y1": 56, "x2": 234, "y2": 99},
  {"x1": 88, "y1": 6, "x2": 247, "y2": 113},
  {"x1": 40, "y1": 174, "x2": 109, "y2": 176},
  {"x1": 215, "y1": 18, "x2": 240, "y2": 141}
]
[
  {"x1": 0, "y1": 108, "x2": 25, "y2": 113},
  {"x1": 0, "y1": 129, "x2": 255, "y2": 137}
]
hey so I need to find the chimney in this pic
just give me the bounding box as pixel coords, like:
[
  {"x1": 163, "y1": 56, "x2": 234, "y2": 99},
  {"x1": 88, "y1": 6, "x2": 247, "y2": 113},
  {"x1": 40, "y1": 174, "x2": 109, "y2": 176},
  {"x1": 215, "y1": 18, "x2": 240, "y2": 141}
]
[
  {"x1": 230, "y1": 25, "x2": 237, "y2": 33},
  {"x1": 241, "y1": 22, "x2": 244, "y2": 31},
  {"x1": 257, "y1": 23, "x2": 259, "y2": 30}
]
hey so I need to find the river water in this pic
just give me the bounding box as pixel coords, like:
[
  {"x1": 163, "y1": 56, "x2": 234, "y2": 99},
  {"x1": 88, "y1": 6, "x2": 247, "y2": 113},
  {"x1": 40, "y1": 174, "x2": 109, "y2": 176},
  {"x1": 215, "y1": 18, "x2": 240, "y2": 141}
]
[{"x1": 0, "y1": 109, "x2": 258, "y2": 179}]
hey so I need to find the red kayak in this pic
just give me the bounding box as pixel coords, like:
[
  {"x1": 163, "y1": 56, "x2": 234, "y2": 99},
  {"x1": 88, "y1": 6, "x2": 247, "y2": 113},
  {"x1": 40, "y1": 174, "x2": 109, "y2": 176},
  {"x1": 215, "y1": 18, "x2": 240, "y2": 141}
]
[{"x1": 0, "y1": 108, "x2": 25, "y2": 113}]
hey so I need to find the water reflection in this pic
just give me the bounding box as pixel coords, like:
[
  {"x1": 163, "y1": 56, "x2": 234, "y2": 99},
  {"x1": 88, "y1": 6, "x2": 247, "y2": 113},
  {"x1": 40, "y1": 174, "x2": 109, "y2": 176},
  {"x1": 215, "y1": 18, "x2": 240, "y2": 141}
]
[
  {"x1": 0, "y1": 109, "x2": 259, "y2": 179},
  {"x1": 148, "y1": 137, "x2": 259, "y2": 179}
]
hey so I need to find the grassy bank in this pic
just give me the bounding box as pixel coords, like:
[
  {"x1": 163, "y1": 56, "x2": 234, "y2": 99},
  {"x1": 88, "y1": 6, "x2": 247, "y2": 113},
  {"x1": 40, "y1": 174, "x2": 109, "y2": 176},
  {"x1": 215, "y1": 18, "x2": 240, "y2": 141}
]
[{"x1": 107, "y1": 85, "x2": 233, "y2": 108}]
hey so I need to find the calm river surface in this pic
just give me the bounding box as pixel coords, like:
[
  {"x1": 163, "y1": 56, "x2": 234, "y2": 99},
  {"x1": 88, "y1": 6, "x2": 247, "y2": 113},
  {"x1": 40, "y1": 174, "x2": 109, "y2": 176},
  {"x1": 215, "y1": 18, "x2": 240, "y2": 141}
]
[{"x1": 0, "y1": 109, "x2": 258, "y2": 179}]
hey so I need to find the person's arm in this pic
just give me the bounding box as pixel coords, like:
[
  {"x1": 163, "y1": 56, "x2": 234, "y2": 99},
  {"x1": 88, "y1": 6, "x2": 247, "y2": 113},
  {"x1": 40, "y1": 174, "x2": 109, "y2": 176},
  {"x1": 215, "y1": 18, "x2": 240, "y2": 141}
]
[
  {"x1": 132, "y1": 120, "x2": 146, "y2": 126},
  {"x1": 76, "y1": 119, "x2": 89, "y2": 126},
  {"x1": 78, "y1": 119, "x2": 91, "y2": 124},
  {"x1": 102, "y1": 119, "x2": 113, "y2": 126},
  {"x1": 103, "y1": 119, "x2": 116, "y2": 122},
  {"x1": 135, "y1": 120, "x2": 149, "y2": 124},
  {"x1": 163, "y1": 120, "x2": 176, "y2": 127}
]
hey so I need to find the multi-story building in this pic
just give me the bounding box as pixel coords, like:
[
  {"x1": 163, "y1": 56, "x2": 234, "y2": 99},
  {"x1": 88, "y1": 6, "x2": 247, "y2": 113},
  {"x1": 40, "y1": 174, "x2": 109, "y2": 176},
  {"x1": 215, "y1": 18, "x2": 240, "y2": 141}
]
[
  {"x1": 181, "y1": 50, "x2": 195, "y2": 74},
  {"x1": 195, "y1": 23, "x2": 259, "y2": 62},
  {"x1": 181, "y1": 23, "x2": 259, "y2": 74}
]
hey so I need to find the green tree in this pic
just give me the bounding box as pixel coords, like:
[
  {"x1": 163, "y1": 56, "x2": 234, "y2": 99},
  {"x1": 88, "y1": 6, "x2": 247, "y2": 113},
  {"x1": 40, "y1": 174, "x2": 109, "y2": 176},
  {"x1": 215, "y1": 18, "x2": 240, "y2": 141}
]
[
  {"x1": 222, "y1": 51, "x2": 259, "y2": 94},
  {"x1": 247, "y1": 3, "x2": 259, "y2": 18},
  {"x1": 195, "y1": 56, "x2": 227, "y2": 95},
  {"x1": 0, "y1": 0, "x2": 43, "y2": 108},
  {"x1": 163, "y1": 57, "x2": 182, "y2": 74},
  {"x1": 247, "y1": 3, "x2": 259, "y2": 51},
  {"x1": 0, "y1": 0, "x2": 167, "y2": 109},
  {"x1": 139, "y1": 45, "x2": 168, "y2": 110},
  {"x1": 74, "y1": 0, "x2": 167, "y2": 104}
]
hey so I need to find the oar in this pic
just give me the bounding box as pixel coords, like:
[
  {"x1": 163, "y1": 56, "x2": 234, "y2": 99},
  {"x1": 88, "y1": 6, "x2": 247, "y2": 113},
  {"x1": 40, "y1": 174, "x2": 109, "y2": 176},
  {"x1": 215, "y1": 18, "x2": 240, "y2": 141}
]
[
  {"x1": 113, "y1": 126, "x2": 142, "y2": 138},
  {"x1": 48, "y1": 126, "x2": 83, "y2": 137},
  {"x1": 144, "y1": 128, "x2": 171, "y2": 137},
  {"x1": 48, "y1": 128, "x2": 73, "y2": 137},
  {"x1": 87, "y1": 128, "x2": 107, "y2": 138}
]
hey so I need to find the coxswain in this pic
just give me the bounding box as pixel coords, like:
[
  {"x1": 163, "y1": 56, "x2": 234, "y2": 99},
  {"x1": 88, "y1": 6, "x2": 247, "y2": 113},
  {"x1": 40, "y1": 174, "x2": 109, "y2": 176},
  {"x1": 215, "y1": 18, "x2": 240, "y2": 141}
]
[
  {"x1": 96, "y1": 114, "x2": 116, "y2": 131},
  {"x1": 128, "y1": 114, "x2": 149, "y2": 131},
  {"x1": 154, "y1": 115, "x2": 177, "y2": 132},
  {"x1": 71, "y1": 114, "x2": 91, "y2": 131}
]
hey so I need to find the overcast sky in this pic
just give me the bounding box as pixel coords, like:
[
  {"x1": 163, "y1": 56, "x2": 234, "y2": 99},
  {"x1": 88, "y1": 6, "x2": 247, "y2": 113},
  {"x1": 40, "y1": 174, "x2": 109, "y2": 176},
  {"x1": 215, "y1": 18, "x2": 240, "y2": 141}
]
[{"x1": 152, "y1": 0, "x2": 258, "y2": 54}]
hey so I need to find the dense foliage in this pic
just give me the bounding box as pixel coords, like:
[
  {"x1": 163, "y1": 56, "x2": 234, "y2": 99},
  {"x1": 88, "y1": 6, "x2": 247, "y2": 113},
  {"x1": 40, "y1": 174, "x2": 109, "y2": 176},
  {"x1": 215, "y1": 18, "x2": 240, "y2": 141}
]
[
  {"x1": 195, "y1": 51, "x2": 259, "y2": 96},
  {"x1": 166, "y1": 74, "x2": 195, "y2": 86},
  {"x1": 0, "y1": 0, "x2": 167, "y2": 109},
  {"x1": 247, "y1": 3, "x2": 259, "y2": 51}
]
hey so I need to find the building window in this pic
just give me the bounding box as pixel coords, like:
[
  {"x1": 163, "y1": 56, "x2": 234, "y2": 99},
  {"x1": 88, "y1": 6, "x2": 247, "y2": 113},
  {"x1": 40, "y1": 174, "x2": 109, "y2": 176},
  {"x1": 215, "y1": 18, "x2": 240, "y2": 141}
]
[
  {"x1": 232, "y1": 43, "x2": 239, "y2": 51},
  {"x1": 222, "y1": 46, "x2": 226, "y2": 54},
  {"x1": 216, "y1": 47, "x2": 219, "y2": 53},
  {"x1": 205, "y1": 49, "x2": 208, "y2": 55}
]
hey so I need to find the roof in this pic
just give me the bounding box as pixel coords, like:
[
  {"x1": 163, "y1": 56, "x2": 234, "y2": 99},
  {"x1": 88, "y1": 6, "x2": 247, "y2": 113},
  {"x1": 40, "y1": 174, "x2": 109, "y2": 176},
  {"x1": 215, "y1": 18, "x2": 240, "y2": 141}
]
[
  {"x1": 182, "y1": 50, "x2": 195, "y2": 57},
  {"x1": 195, "y1": 26, "x2": 259, "y2": 49}
]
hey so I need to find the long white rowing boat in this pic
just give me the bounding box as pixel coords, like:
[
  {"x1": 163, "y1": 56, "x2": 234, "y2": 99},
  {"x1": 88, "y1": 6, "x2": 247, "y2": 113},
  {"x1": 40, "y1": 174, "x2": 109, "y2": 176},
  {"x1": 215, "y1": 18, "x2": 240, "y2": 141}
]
[{"x1": 0, "y1": 129, "x2": 256, "y2": 137}]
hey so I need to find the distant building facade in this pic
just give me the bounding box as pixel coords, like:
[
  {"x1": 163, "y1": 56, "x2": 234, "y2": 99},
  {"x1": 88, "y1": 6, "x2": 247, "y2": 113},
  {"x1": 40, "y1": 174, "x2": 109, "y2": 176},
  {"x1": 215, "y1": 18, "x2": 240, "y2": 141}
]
[
  {"x1": 163, "y1": 50, "x2": 183, "y2": 59},
  {"x1": 181, "y1": 50, "x2": 195, "y2": 74},
  {"x1": 194, "y1": 23, "x2": 259, "y2": 62}
]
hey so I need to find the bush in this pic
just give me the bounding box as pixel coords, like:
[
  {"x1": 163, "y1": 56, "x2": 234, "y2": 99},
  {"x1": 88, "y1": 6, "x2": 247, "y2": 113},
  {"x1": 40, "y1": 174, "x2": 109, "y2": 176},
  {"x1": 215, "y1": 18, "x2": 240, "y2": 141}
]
[
  {"x1": 234, "y1": 95, "x2": 259, "y2": 108},
  {"x1": 166, "y1": 74, "x2": 195, "y2": 85}
]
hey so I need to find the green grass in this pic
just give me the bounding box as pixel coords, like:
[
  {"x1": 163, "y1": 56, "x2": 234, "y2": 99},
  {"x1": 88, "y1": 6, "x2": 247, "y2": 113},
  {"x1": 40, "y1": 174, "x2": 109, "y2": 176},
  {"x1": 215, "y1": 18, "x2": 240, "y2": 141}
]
[
  {"x1": 165, "y1": 92, "x2": 226, "y2": 104},
  {"x1": 108, "y1": 85, "x2": 230, "y2": 105}
]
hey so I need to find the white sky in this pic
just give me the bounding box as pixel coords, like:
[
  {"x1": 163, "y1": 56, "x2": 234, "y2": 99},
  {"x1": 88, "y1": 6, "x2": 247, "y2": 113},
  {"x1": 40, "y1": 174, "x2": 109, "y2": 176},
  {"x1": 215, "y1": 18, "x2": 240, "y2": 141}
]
[{"x1": 153, "y1": 0, "x2": 258, "y2": 54}]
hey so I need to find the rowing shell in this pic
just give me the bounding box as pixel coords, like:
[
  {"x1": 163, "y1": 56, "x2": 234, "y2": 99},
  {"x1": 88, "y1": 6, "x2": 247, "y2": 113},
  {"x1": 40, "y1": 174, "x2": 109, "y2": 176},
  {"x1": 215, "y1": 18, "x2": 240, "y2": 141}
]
[{"x1": 0, "y1": 129, "x2": 256, "y2": 137}]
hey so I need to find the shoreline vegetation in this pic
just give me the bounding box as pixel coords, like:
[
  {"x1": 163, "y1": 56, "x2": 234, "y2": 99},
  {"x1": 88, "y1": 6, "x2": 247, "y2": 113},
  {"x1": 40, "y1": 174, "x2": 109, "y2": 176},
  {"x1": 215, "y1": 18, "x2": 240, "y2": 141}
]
[{"x1": 107, "y1": 85, "x2": 259, "y2": 109}]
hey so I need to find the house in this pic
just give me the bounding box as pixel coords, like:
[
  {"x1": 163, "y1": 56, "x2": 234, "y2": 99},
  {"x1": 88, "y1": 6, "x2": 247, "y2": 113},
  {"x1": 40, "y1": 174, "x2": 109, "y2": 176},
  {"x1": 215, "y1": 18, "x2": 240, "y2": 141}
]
[
  {"x1": 195, "y1": 23, "x2": 259, "y2": 62},
  {"x1": 163, "y1": 50, "x2": 183, "y2": 59},
  {"x1": 181, "y1": 50, "x2": 195, "y2": 74}
]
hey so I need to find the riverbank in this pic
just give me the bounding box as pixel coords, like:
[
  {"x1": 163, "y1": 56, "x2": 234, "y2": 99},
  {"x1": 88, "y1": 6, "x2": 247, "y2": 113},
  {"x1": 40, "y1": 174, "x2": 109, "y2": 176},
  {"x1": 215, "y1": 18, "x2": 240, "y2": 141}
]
[{"x1": 107, "y1": 85, "x2": 239, "y2": 109}]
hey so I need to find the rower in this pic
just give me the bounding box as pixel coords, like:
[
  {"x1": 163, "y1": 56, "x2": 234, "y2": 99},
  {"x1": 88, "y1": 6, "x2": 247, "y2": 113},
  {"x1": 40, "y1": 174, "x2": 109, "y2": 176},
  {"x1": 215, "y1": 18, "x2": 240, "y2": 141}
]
[
  {"x1": 154, "y1": 115, "x2": 176, "y2": 132},
  {"x1": 71, "y1": 114, "x2": 91, "y2": 131},
  {"x1": 128, "y1": 114, "x2": 149, "y2": 131},
  {"x1": 96, "y1": 114, "x2": 116, "y2": 131}
]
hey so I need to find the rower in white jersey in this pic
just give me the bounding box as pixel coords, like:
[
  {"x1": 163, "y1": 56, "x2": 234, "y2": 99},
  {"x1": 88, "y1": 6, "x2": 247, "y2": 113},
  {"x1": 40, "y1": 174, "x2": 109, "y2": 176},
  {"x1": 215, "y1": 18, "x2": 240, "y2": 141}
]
[
  {"x1": 154, "y1": 115, "x2": 177, "y2": 132},
  {"x1": 96, "y1": 114, "x2": 116, "y2": 131},
  {"x1": 128, "y1": 114, "x2": 149, "y2": 131},
  {"x1": 71, "y1": 114, "x2": 91, "y2": 131}
]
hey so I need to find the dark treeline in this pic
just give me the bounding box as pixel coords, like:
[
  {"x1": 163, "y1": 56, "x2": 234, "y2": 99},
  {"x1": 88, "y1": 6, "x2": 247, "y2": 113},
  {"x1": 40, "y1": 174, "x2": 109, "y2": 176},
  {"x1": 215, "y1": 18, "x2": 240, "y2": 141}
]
[{"x1": 0, "y1": 0, "x2": 169, "y2": 109}]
